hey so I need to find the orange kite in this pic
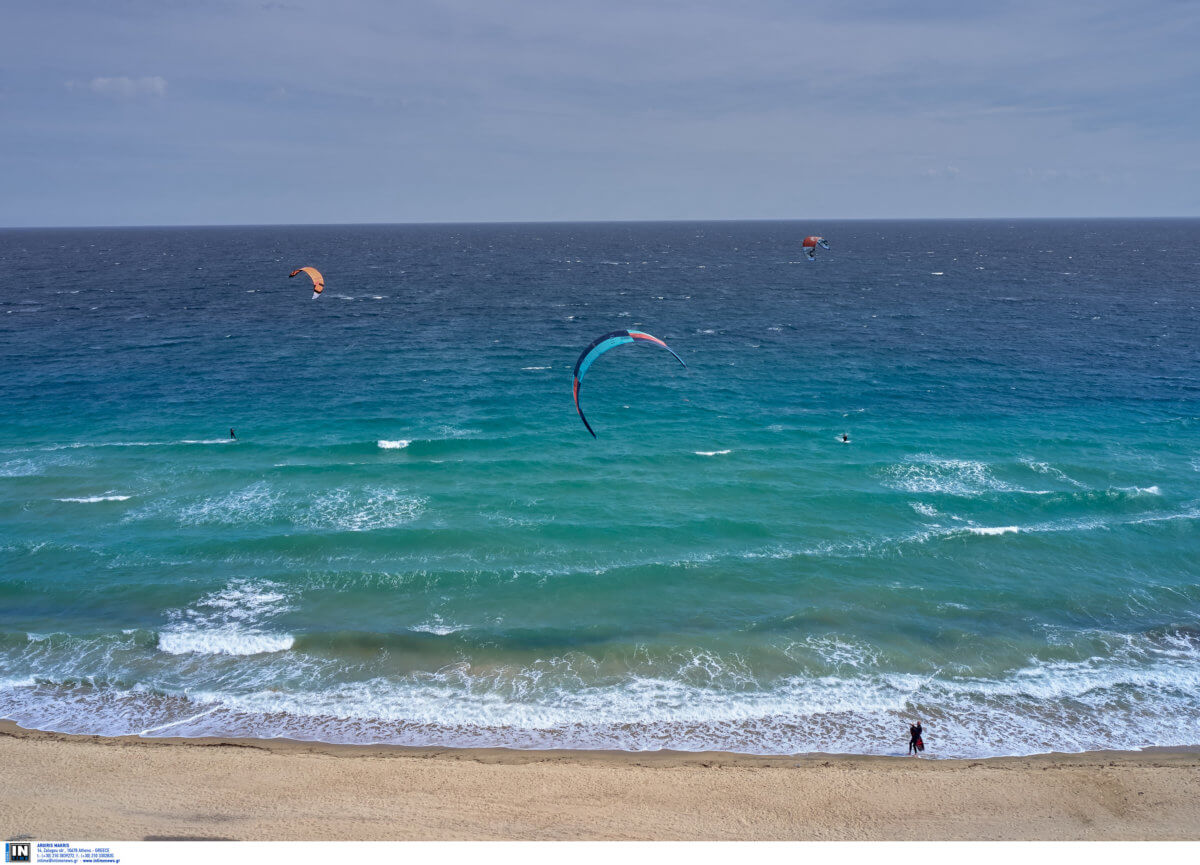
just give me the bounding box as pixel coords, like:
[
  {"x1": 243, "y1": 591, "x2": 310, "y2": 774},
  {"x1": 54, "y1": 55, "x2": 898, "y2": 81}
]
[{"x1": 289, "y1": 266, "x2": 325, "y2": 299}]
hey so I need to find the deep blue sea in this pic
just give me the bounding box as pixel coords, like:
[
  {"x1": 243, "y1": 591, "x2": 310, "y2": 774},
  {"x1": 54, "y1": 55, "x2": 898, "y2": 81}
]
[{"x1": 1, "y1": 220, "x2": 1198, "y2": 757}]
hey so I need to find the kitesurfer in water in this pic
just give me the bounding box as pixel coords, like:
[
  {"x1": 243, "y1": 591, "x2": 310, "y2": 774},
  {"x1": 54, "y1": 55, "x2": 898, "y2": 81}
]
[
  {"x1": 841, "y1": 433, "x2": 850, "y2": 443},
  {"x1": 229, "y1": 428, "x2": 236, "y2": 440}
]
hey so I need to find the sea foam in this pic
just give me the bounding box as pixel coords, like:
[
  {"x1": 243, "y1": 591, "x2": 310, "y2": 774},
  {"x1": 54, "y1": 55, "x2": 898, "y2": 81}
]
[
  {"x1": 55, "y1": 495, "x2": 132, "y2": 503},
  {"x1": 158, "y1": 580, "x2": 294, "y2": 656},
  {"x1": 881, "y1": 456, "x2": 1026, "y2": 496}
]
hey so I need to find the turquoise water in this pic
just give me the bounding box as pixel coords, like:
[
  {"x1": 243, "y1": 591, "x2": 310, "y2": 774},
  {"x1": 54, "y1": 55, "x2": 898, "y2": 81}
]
[{"x1": 1, "y1": 220, "x2": 1198, "y2": 756}]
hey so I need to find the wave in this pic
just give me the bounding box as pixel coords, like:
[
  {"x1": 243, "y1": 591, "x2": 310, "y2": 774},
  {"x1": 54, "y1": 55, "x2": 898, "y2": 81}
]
[
  {"x1": 742, "y1": 502, "x2": 1200, "y2": 562},
  {"x1": 26, "y1": 439, "x2": 232, "y2": 451},
  {"x1": 1120, "y1": 485, "x2": 1161, "y2": 496},
  {"x1": 169, "y1": 482, "x2": 282, "y2": 526},
  {"x1": 37, "y1": 441, "x2": 159, "y2": 450},
  {"x1": 377, "y1": 439, "x2": 411, "y2": 449},
  {"x1": 1, "y1": 459, "x2": 47, "y2": 477},
  {"x1": 882, "y1": 456, "x2": 1172, "y2": 508},
  {"x1": 302, "y1": 487, "x2": 427, "y2": 532},
  {"x1": 54, "y1": 495, "x2": 132, "y2": 503},
  {"x1": 128, "y1": 482, "x2": 427, "y2": 532},
  {"x1": 694, "y1": 449, "x2": 732, "y2": 456},
  {"x1": 158, "y1": 580, "x2": 294, "y2": 656},
  {"x1": 1127, "y1": 508, "x2": 1200, "y2": 526},
  {"x1": 410, "y1": 615, "x2": 467, "y2": 636},
  {"x1": 1, "y1": 453, "x2": 93, "y2": 476},
  {"x1": 1021, "y1": 458, "x2": 1088, "y2": 488},
  {"x1": 3, "y1": 632, "x2": 1199, "y2": 757},
  {"x1": 157, "y1": 631, "x2": 293, "y2": 655},
  {"x1": 880, "y1": 456, "x2": 1030, "y2": 496}
]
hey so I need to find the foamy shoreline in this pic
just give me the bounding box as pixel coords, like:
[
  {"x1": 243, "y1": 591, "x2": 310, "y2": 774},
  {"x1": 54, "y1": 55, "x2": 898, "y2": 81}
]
[{"x1": 3, "y1": 720, "x2": 1199, "y2": 841}]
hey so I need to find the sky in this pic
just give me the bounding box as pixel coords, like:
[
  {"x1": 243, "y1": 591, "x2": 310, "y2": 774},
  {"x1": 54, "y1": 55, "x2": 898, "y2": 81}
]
[{"x1": 2, "y1": 0, "x2": 1199, "y2": 226}]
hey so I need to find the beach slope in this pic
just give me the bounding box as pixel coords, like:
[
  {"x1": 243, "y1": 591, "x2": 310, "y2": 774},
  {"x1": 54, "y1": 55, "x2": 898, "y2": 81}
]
[{"x1": 2, "y1": 722, "x2": 1198, "y2": 841}]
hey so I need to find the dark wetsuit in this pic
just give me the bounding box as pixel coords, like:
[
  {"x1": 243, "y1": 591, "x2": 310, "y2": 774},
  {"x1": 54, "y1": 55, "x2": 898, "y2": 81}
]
[{"x1": 908, "y1": 723, "x2": 923, "y2": 754}]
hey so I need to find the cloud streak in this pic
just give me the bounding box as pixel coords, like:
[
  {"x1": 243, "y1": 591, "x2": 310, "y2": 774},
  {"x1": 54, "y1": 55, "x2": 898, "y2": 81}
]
[{"x1": 68, "y1": 76, "x2": 168, "y2": 98}]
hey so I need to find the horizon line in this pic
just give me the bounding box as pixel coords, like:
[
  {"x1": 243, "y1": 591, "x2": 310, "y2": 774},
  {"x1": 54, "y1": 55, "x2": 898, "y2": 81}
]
[{"x1": 2, "y1": 215, "x2": 1197, "y2": 231}]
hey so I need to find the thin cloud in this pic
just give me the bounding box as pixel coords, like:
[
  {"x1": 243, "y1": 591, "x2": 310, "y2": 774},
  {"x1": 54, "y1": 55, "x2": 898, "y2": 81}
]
[{"x1": 67, "y1": 76, "x2": 168, "y2": 98}]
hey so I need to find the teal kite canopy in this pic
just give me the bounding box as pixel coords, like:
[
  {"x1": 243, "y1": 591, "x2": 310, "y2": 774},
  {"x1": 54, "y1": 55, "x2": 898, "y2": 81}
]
[{"x1": 571, "y1": 329, "x2": 686, "y2": 438}]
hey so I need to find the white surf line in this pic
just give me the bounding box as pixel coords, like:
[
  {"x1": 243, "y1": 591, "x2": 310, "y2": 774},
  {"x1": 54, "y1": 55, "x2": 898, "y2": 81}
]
[
  {"x1": 906, "y1": 666, "x2": 944, "y2": 699},
  {"x1": 138, "y1": 705, "x2": 221, "y2": 736},
  {"x1": 54, "y1": 495, "x2": 132, "y2": 503}
]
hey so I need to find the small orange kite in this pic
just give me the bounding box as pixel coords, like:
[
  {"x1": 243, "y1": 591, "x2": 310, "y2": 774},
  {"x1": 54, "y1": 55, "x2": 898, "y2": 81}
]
[{"x1": 289, "y1": 266, "x2": 325, "y2": 299}]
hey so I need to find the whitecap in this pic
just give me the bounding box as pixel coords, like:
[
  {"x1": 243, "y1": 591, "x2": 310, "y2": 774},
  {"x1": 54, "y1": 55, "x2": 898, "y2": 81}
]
[
  {"x1": 881, "y1": 455, "x2": 1021, "y2": 496},
  {"x1": 1021, "y1": 458, "x2": 1088, "y2": 488},
  {"x1": 40, "y1": 441, "x2": 159, "y2": 450},
  {"x1": 377, "y1": 440, "x2": 411, "y2": 450},
  {"x1": 157, "y1": 630, "x2": 294, "y2": 655},
  {"x1": 0, "y1": 459, "x2": 46, "y2": 477},
  {"x1": 158, "y1": 579, "x2": 294, "y2": 656},
  {"x1": 301, "y1": 487, "x2": 426, "y2": 532},
  {"x1": 694, "y1": 450, "x2": 732, "y2": 456},
  {"x1": 171, "y1": 482, "x2": 281, "y2": 526},
  {"x1": 411, "y1": 614, "x2": 466, "y2": 636},
  {"x1": 55, "y1": 495, "x2": 132, "y2": 503},
  {"x1": 1120, "y1": 485, "x2": 1161, "y2": 496}
]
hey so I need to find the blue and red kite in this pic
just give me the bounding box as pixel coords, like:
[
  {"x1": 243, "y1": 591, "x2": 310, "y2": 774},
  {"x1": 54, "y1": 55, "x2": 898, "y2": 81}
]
[{"x1": 572, "y1": 330, "x2": 686, "y2": 438}]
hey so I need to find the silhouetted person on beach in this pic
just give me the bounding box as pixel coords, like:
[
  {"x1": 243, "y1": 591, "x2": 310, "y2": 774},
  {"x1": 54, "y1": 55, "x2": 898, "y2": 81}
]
[
  {"x1": 229, "y1": 428, "x2": 236, "y2": 440},
  {"x1": 908, "y1": 721, "x2": 924, "y2": 756}
]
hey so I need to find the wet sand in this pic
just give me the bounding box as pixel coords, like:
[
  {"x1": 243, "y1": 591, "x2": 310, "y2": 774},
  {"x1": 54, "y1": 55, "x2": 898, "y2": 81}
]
[{"x1": 2, "y1": 720, "x2": 1198, "y2": 841}]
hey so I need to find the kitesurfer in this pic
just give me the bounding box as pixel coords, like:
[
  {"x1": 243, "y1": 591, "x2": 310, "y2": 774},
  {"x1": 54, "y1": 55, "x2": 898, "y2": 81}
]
[
  {"x1": 908, "y1": 721, "x2": 924, "y2": 756},
  {"x1": 841, "y1": 433, "x2": 850, "y2": 443},
  {"x1": 229, "y1": 428, "x2": 236, "y2": 440}
]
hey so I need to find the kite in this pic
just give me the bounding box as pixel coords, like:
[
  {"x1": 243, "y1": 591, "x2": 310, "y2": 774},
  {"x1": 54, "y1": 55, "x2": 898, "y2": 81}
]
[
  {"x1": 572, "y1": 330, "x2": 686, "y2": 438},
  {"x1": 802, "y1": 236, "x2": 830, "y2": 261},
  {"x1": 289, "y1": 266, "x2": 325, "y2": 299}
]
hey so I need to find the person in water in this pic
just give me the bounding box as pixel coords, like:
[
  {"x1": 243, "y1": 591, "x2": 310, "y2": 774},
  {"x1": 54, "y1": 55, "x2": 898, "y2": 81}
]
[
  {"x1": 841, "y1": 433, "x2": 850, "y2": 443},
  {"x1": 229, "y1": 428, "x2": 236, "y2": 440},
  {"x1": 908, "y1": 721, "x2": 924, "y2": 756}
]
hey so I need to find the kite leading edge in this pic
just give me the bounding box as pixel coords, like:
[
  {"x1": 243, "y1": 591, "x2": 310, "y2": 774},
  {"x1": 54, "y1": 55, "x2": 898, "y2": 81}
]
[{"x1": 572, "y1": 330, "x2": 687, "y2": 438}]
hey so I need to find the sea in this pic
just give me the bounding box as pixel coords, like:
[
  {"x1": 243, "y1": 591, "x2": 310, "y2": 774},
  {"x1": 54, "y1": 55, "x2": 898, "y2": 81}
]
[{"x1": 1, "y1": 219, "x2": 1197, "y2": 758}]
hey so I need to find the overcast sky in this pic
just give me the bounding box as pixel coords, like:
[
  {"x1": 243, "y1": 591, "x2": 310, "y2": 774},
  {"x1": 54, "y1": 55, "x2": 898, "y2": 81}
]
[{"x1": 2, "y1": 0, "x2": 1198, "y2": 226}]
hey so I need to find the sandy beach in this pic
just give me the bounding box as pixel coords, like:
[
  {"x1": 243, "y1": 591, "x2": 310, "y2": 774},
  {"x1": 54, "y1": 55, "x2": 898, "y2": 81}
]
[{"x1": 2, "y1": 721, "x2": 1198, "y2": 841}]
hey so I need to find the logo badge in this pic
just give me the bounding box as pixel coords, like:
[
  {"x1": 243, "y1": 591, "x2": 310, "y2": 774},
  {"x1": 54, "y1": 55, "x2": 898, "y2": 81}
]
[{"x1": 4, "y1": 843, "x2": 31, "y2": 863}]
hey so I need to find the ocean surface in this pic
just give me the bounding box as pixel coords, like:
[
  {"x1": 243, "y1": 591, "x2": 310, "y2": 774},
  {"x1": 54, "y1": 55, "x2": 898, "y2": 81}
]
[{"x1": 1, "y1": 219, "x2": 1198, "y2": 758}]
